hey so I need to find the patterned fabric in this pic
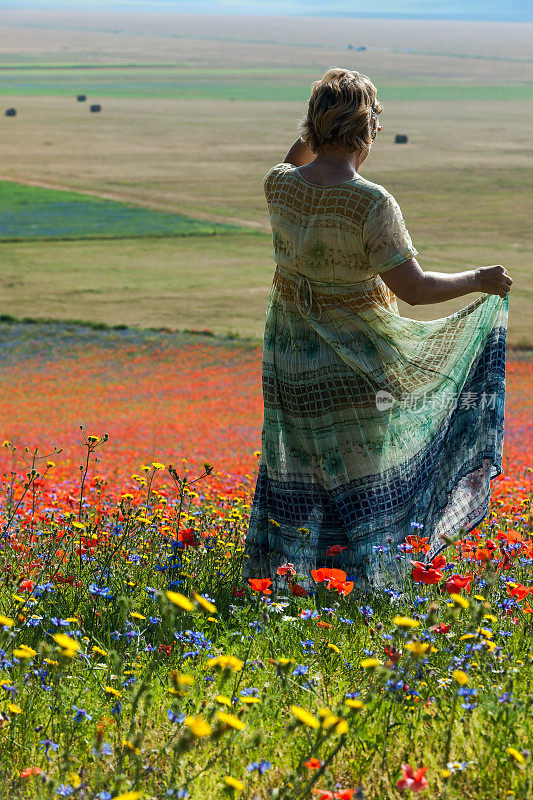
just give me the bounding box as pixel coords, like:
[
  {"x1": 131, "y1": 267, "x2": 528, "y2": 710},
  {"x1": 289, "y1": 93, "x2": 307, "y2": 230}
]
[{"x1": 243, "y1": 162, "x2": 509, "y2": 591}]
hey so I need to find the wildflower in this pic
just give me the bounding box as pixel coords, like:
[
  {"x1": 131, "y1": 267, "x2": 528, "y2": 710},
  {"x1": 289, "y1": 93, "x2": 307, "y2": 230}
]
[
  {"x1": 506, "y1": 747, "x2": 525, "y2": 764},
  {"x1": 411, "y1": 561, "x2": 443, "y2": 585},
  {"x1": 111, "y1": 791, "x2": 142, "y2": 800},
  {"x1": 130, "y1": 612, "x2": 146, "y2": 620},
  {"x1": 360, "y1": 658, "x2": 382, "y2": 669},
  {"x1": 0, "y1": 615, "x2": 14, "y2": 628},
  {"x1": 72, "y1": 705, "x2": 92, "y2": 723},
  {"x1": 396, "y1": 763, "x2": 429, "y2": 792},
  {"x1": 445, "y1": 574, "x2": 472, "y2": 594},
  {"x1": 248, "y1": 578, "x2": 272, "y2": 595},
  {"x1": 326, "y1": 545, "x2": 348, "y2": 557},
  {"x1": 224, "y1": 776, "x2": 244, "y2": 791},
  {"x1": 13, "y1": 645, "x2": 37, "y2": 659},
  {"x1": 207, "y1": 655, "x2": 243, "y2": 672},
  {"x1": 166, "y1": 591, "x2": 194, "y2": 611},
  {"x1": 246, "y1": 760, "x2": 271, "y2": 774},
  {"x1": 167, "y1": 709, "x2": 186, "y2": 724},
  {"x1": 104, "y1": 686, "x2": 123, "y2": 698},
  {"x1": 452, "y1": 670, "x2": 469, "y2": 685},
  {"x1": 291, "y1": 583, "x2": 309, "y2": 597},
  {"x1": 392, "y1": 616, "x2": 420, "y2": 629},
  {"x1": 53, "y1": 633, "x2": 80, "y2": 655},
  {"x1": 450, "y1": 593, "x2": 470, "y2": 609},
  {"x1": 20, "y1": 767, "x2": 42, "y2": 777},
  {"x1": 303, "y1": 757, "x2": 322, "y2": 769},
  {"x1": 185, "y1": 715, "x2": 211, "y2": 737},
  {"x1": 193, "y1": 592, "x2": 217, "y2": 613},
  {"x1": 8, "y1": 703, "x2": 22, "y2": 714},
  {"x1": 277, "y1": 563, "x2": 296, "y2": 577},
  {"x1": 216, "y1": 711, "x2": 246, "y2": 731},
  {"x1": 405, "y1": 641, "x2": 436, "y2": 658},
  {"x1": 290, "y1": 705, "x2": 320, "y2": 729}
]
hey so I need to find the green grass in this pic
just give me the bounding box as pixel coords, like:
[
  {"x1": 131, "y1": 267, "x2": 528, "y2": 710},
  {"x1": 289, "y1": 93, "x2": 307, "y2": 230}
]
[
  {"x1": 0, "y1": 181, "x2": 249, "y2": 241},
  {"x1": 0, "y1": 65, "x2": 530, "y2": 101}
]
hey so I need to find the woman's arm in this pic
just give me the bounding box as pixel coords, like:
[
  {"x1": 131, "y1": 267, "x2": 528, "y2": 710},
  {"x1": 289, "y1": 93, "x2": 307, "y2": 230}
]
[
  {"x1": 282, "y1": 137, "x2": 315, "y2": 167},
  {"x1": 382, "y1": 257, "x2": 513, "y2": 305}
]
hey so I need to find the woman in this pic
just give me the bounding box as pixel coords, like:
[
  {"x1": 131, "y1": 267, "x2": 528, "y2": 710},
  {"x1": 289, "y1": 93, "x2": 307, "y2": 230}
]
[{"x1": 242, "y1": 67, "x2": 512, "y2": 592}]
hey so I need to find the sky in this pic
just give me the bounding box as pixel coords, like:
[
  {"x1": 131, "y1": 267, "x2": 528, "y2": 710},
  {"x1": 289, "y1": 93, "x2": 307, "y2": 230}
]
[{"x1": 0, "y1": 1, "x2": 531, "y2": 23}]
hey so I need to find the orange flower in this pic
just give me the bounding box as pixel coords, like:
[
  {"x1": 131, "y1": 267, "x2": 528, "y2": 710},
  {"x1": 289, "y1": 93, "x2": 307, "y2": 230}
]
[
  {"x1": 20, "y1": 767, "x2": 42, "y2": 778},
  {"x1": 248, "y1": 578, "x2": 272, "y2": 595}
]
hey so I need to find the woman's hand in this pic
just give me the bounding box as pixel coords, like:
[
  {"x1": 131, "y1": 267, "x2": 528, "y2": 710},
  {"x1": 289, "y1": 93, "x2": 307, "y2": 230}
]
[{"x1": 474, "y1": 265, "x2": 513, "y2": 298}]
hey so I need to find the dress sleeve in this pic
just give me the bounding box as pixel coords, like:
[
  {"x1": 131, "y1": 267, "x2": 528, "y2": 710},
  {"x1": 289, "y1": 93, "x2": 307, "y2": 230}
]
[
  {"x1": 263, "y1": 162, "x2": 293, "y2": 202},
  {"x1": 362, "y1": 193, "x2": 418, "y2": 275}
]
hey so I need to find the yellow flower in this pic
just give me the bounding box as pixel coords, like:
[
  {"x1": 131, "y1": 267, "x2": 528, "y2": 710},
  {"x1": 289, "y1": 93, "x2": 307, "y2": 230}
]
[
  {"x1": 71, "y1": 521, "x2": 85, "y2": 531},
  {"x1": 87, "y1": 435, "x2": 100, "y2": 443},
  {"x1": 452, "y1": 670, "x2": 469, "y2": 685},
  {"x1": 111, "y1": 790, "x2": 142, "y2": 800},
  {"x1": 166, "y1": 591, "x2": 194, "y2": 612},
  {"x1": 240, "y1": 697, "x2": 260, "y2": 705},
  {"x1": 506, "y1": 747, "x2": 525, "y2": 764},
  {"x1": 216, "y1": 711, "x2": 246, "y2": 731},
  {"x1": 327, "y1": 642, "x2": 341, "y2": 654},
  {"x1": 360, "y1": 657, "x2": 382, "y2": 669},
  {"x1": 193, "y1": 592, "x2": 217, "y2": 614},
  {"x1": 335, "y1": 718, "x2": 349, "y2": 734},
  {"x1": 53, "y1": 633, "x2": 80, "y2": 652},
  {"x1": 215, "y1": 695, "x2": 232, "y2": 707},
  {"x1": 345, "y1": 699, "x2": 366, "y2": 710},
  {"x1": 224, "y1": 776, "x2": 244, "y2": 791},
  {"x1": 450, "y1": 593, "x2": 470, "y2": 609},
  {"x1": 176, "y1": 674, "x2": 194, "y2": 687},
  {"x1": 440, "y1": 769, "x2": 451, "y2": 778},
  {"x1": 207, "y1": 655, "x2": 243, "y2": 673},
  {"x1": 8, "y1": 703, "x2": 22, "y2": 714},
  {"x1": 392, "y1": 616, "x2": 420, "y2": 629},
  {"x1": 0, "y1": 615, "x2": 14, "y2": 628},
  {"x1": 152, "y1": 462, "x2": 165, "y2": 470},
  {"x1": 131, "y1": 612, "x2": 146, "y2": 620},
  {"x1": 105, "y1": 686, "x2": 123, "y2": 698},
  {"x1": 66, "y1": 773, "x2": 81, "y2": 789},
  {"x1": 13, "y1": 645, "x2": 37, "y2": 659},
  {"x1": 405, "y1": 641, "x2": 437, "y2": 658},
  {"x1": 269, "y1": 518, "x2": 280, "y2": 527},
  {"x1": 290, "y1": 705, "x2": 320, "y2": 729},
  {"x1": 121, "y1": 739, "x2": 141, "y2": 755},
  {"x1": 92, "y1": 646, "x2": 108, "y2": 657},
  {"x1": 185, "y1": 715, "x2": 211, "y2": 737}
]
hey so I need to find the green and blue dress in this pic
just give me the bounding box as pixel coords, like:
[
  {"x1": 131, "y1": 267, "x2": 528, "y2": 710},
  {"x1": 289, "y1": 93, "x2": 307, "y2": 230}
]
[{"x1": 243, "y1": 162, "x2": 508, "y2": 591}]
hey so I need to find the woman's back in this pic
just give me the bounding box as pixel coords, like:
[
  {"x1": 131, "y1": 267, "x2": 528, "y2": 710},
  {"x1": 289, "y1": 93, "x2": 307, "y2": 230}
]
[{"x1": 264, "y1": 161, "x2": 418, "y2": 284}]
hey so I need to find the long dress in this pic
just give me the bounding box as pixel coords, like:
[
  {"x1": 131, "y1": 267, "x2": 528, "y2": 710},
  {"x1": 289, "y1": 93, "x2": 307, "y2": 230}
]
[{"x1": 242, "y1": 162, "x2": 508, "y2": 592}]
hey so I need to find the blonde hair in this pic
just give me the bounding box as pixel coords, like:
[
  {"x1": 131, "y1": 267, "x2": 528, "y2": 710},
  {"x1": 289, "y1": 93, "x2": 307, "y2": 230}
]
[{"x1": 297, "y1": 67, "x2": 382, "y2": 155}]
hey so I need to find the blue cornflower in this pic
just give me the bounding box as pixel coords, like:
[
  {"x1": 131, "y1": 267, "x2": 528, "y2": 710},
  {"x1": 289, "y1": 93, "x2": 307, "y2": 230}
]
[
  {"x1": 51, "y1": 617, "x2": 70, "y2": 627},
  {"x1": 167, "y1": 709, "x2": 186, "y2": 724},
  {"x1": 40, "y1": 739, "x2": 59, "y2": 762},
  {"x1": 246, "y1": 760, "x2": 271, "y2": 774},
  {"x1": 88, "y1": 584, "x2": 113, "y2": 598},
  {"x1": 292, "y1": 664, "x2": 309, "y2": 677},
  {"x1": 56, "y1": 786, "x2": 75, "y2": 797},
  {"x1": 240, "y1": 687, "x2": 259, "y2": 697},
  {"x1": 97, "y1": 793, "x2": 112, "y2": 800},
  {"x1": 72, "y1": 705, "x2": 92, "y2": 723},
  {"x1": 300, "y1": 610, "x2": 319, "y2": 620}
]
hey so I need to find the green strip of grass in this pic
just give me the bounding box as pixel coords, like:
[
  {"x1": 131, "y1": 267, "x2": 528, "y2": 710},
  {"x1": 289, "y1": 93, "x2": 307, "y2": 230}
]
[{"x1": 0, "y1": 181, "x2": 249, "y2": 241}]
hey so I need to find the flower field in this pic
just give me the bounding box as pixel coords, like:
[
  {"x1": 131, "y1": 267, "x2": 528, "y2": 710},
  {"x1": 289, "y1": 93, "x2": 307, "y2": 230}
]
[{"x1": 0, "y1": 322, "x2": 531, "y2": 800}]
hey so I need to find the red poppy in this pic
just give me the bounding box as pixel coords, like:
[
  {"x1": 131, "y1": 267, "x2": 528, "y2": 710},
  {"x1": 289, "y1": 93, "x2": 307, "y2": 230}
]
[
  {"x1": 311, "y1": 568, "x2": 347, "y2": 584},
  {"x1": 20, "y1": 767, "x2": 42, "y2": 778},
  {"x1": 277, "y1": 563, "x2": 296, "y2": 577},
  {"x1": 312, "y1": 792, "x2": 334, "y2": 800},
  {"x1": 411, "y1": 561, "x2": 443, "y2": 585},
  {"x1": 248, "y1": 578, "x2": 272, "y2": 595},
  {"x1": 507, "y1": 582, "x2": 532, "y2": 601},
  {"x1": 404, "y1": 535, "x2": 430, "y2": 553},
  {"x1": 303, "y1": 757, "x2": 322, "y2": 769},
  {"x1": 444, "y1": 573, "x2": 472, "y2": 594},
  {"x1": 431, "y1": 554, "x2": 447, "y2": 570},
  {"x1": 178, "y1": 527, "x2": 199, "y2": 548},
  {"x1": 396, "y1": 763, "x2": 429, "y2": 792},
  {"x1": 291, "y1": 583, "x2": 308, "y2": 597},
  {"x1": 433, "y1": 623, "x2": 451, "y2": 634},
  {"x1": 19, "y1": 579, "x2": 34, "y2": 592},
  {"x1": 384, "y1": 646, "x2": 402, "y2": 664},
  {"x1": 326, "y1": 545, "x2": 348, "y2": 557},
  {"x1": 328, "y1": 579, "x2": 354, "y2": 596},
  {"x1": 158, "y1": 644, "x2": 172, "y2": 657},
  {"x1": 232, "y1": 587, "x2": 245, "y2": 598}
]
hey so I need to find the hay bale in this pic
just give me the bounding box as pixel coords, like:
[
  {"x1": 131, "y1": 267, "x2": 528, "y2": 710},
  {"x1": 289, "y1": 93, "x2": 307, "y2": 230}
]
[
  {"x1": 395, "y1": 134, "x2": 409, "y2": 144},
  {"x1": 90, "y1": 104, "x2": 102, "y2": 113},
  {"x1": 77, "y1": 94, "x2": 87, "y2": 102},
  {"x1": 5, "y1": 108, "x2": 16, "y2": 117}
]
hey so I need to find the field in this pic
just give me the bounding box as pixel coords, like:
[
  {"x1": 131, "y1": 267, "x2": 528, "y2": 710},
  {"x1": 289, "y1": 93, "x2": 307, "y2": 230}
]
[
  {"x1": 0, "y1": 11, "x2": 531, "y2": 344},
  {"x1": 0, "y1": 8, "x2": 531, "y2": 800}
]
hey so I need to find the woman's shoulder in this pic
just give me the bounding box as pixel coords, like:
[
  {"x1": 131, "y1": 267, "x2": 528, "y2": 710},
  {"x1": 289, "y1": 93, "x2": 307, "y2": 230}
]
[{"x1": 352, "y1": 176, "x2": 395, "y2": 208}]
